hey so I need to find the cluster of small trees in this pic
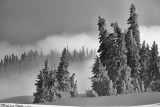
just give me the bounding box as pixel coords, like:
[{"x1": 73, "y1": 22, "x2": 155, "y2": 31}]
[
  {"x1": 33, "y1": 48, "x2": 78, "y2": 103},
  {"x1": 90, "y1": 4, "x2": 160, "y2": 96},
  {"x1": 0, "y1": 47, "x2": 96, "y2": 77}
]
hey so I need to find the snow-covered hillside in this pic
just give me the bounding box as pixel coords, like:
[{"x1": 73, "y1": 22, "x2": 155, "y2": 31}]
[{"x1": 0, "y1": 92, "x2": 160, "y2": 106}]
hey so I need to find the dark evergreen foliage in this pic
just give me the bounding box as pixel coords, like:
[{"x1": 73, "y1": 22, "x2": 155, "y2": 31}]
[
  {"x1": 149, "y1": 41, "x2": 160, "y2": 91},
  {"x1": 33, "y1": 69, "x2": 45, "y2": 103},
  {"x1": 97, "y1": 16, "x2": 112, "y2": 67},
  {"x1": 91, "y1": 3, "x2": 160, "y2": 96},
  {"x1": 91, "y1": 56, "x2": 110, "y2": 96},
  {"x1": 33, "y1": 60, "x2": 55, "y2": 103},
  {"x1": 127, "y1": 3, "x2": 141, "y2": 50},
  {"x1": 125, "y1": 30, "x2": 141, "y2": 79},
  {"x1": 150, "y1": 42, "x2": 160, "y2": 80},
  {"x1": 34, "y1": 49, "x2": 79, "y2": 103},
  {"x1": 110, "y1": 22, "x2": 133, "y2": 94},
  {"x1": 56, "y1": 48, "x2": 71, "y2": 97},
  {"x1": 139, "y1": 41, "x2": 150, "y2": 91}
]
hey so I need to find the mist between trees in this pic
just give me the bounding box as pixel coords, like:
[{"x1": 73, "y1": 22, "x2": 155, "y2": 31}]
[
  {"x1": 0, "y1": 46, "x2": 96, "y2": 100},
  {"x1": 32, "y1": 3, "x2": 160, "y2": 103},
  {"x1": 0, "y1": 47, "x2": 96, "y2": 77}
]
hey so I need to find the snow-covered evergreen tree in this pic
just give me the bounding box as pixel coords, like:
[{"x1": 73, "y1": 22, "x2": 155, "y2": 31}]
[
  {"x1": 127, "y1": 3, "x2": 141, "y2": 50},
  {"x1": 110, "y1": 22, "x2": 132, "y2": 94},
  {"x1": 150, "y1": 42, "x2": 160, "y2": 80},
  {"x1": 33, "y1": 60, "x2": 51, "y2": 103},
  {"x1": 91, "y1": 56, "x2": 110, "y2": 96},
  {"x1": 126, "y1": 4, "x2": 141, "y2": 92},
  {"x1": 97, "y1": 16, "x2": 115, "y2": 68},
  {"x1": 125, "y1": 30, "x2": 141, "y2": 79},
  {"x1": 33, "y1": 69, "x2": 45, "y2": 103},
  {"x1": 149, "y1": 41, "x2": 160, "y2": 91},
  {"x1": 139, "y1": 41, "x2": 150, "y2": 91},
  {"x1": 34, "y1": 49, "x2": 79, "y2": 103},
  {"x1": 57, "y1": 48, "x2": 71, "y2": 97}
]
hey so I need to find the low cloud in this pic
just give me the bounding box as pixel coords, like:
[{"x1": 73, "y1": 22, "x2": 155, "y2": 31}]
[
  {"x1": 1, "y1": 25, "x2": 160, "y2": 59},
  {"x1": 36, "y1": 32, "x2": 99, "y2": 54},
  {"x1": 0, "y1": 32, "x2": 99, "y2": 59}
]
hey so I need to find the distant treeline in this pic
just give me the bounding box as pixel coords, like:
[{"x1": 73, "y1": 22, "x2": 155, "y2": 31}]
[{"x1": 0, "y1": 46, "x2": 96, "y2": 77}]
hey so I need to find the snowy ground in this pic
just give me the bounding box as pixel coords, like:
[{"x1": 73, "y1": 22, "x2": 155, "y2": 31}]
[{"x1": 0, "y1": 92, "x2": 160, "y2": 106}]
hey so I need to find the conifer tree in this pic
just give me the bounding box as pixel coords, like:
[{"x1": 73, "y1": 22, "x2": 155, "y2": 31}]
[
  {"x1": 97, "y1": 16, "x2": 111, "y2": 67},
  {"x1": 125, "y1": 29, "x2": 141, "y2": 92},
  {"x1": 33, "y1": 60, "x2": 50, "y2": 103},
  {"x1": 149, "y1": 41, "x2": 160, "y2": 91},
  {"x1": 109, "y1": 22, "x2": 132, "y2": 94},
  {"x1": 48, "y1": 68, "x2": 60, "y2": 101},
  {"x1": 91, "y1": 56, "x2": 110, "y2": 96},
  {"x1": 70, "y1": 73, "x2": 78, "y2": 97},
  {"x1": 33, "y1": 60, "x2": 61, "y2": 103},
  {"x1": 127, "y1": 3, "x2": 141, "y2": 50},
  {"x1": 97, "y1": 16, "x2": 118, "y2": 82},
  {"x1": 33, "y1": 69, "x2": 45, "y2": 103},
  {"x1": 97, "y1": 16, "x2": 108, "y2": 46},
  {"x1": 57, "y1": 48, "x2": 71, "y2": 97},
  {"x1": 150, "y1": 41, "x2": 160, "y2": 80},
  {"x1": 33, "y1": 49, "x2": 79, "y2": 103},
  {"x1": 125, "y1": 30, "x2": 141, "y2": 79},
  {"x1": 33, "y1": 60, "x2": 52, "y2": 103},
  {"x1": 139, "y1": 41, "x2": 150, "y2": 91}
]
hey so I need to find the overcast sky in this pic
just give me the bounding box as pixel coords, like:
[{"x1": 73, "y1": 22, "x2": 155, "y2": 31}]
[{"x1": 0, "y1": 0, "x2": 160, "y2": 45}]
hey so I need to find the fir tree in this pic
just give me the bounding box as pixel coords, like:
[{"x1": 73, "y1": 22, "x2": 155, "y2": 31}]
[
  {"x1": 33, "y1": 60, "x2": 52, "y2": 103},
  {"x1": 125, "y1": 30, "x2": 141, "y2": 79},
  {"x1": 91, "y1": 56, "x2": 110, "y2": 96},
  {"x1": 48, "y1": 69, "x2": 60, "y2": 101},
  {"x1": 97, "y1": 16, "x2": 118, "y2": 83},
  {"x1": 33, "y1": 49, "x2": 79, "y2": 103},
  {"x1": 150, "y1": 41, "x2": 159, "y2": 80},
  {"x1": 97, "y1": 16, "x2": 108, "y2": 44},
  {"x1": 33, "y1": 69, "x2": 45, "y2": 103},
  {"x1": 57, "y1": 48, "x2": 71, "y2": 97},
  {"x1": 139, "y1": 41, "x2": 150, "y2": 91},
  {"x1": 149, "y1": 41, "x2": 160, "y2": 91},
  {"x1": 127, "y1": 3, "x2": 141, "y2": 50},
  {"x1": 97, "y1": 16, "x2": 111, "y2": 67},
  {"x1": 110, "y1": 22, "x2": 132, "y2": 94}
]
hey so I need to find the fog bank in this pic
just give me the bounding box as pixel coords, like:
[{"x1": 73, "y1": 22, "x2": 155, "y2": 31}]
[{"x1": 1, "y1": 25, "x2": 160, "y2": 99}]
